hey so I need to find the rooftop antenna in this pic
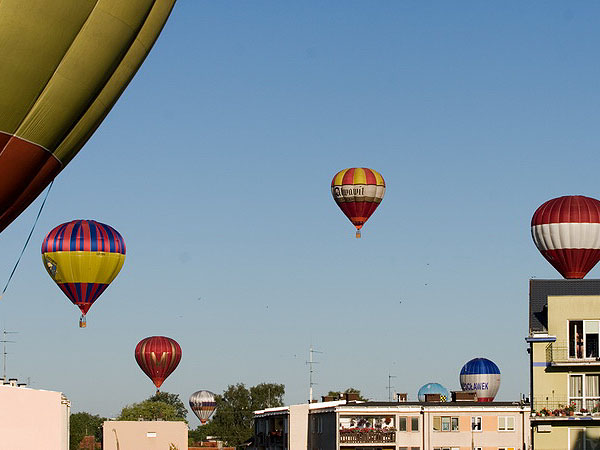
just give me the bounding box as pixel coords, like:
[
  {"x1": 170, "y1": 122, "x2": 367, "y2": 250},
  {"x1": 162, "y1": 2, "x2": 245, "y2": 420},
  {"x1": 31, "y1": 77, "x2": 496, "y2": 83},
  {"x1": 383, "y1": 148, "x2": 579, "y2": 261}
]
[
  {"x1": 387, "y1": 374, "x2": 397, "y2": 401},
  {"x1": 1, "y1": 329, "x2": 17, "y2": 379},
  {"x1": 306, "y1": 345, "x2": 322, "y2": 403}
]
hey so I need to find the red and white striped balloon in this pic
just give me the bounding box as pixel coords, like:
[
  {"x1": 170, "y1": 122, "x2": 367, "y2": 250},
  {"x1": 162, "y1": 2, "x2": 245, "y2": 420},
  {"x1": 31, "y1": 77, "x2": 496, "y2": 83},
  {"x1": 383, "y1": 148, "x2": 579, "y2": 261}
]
[{"x1": 531, "y1": 195, "x2": 600, "y2": 279}]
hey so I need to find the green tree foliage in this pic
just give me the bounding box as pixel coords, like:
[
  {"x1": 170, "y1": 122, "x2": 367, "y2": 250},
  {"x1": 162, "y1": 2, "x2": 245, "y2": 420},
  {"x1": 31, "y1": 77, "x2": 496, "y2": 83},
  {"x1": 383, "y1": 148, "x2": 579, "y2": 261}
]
[
  {"x1": 69, "y1": 412, "x2": 105, "y2": 450},
  {"x1": 201, "y1": 382, "x2": 285, "y2": 447},
  {"x1": 326, "y1": 387, "x2": 368, "y2": 401},
  {"x1": 147, "y1": 391, "x2": 187, "y2": 420},
  {"x1": 118, "y1": 400, "x2": 185, "y2": 422}
]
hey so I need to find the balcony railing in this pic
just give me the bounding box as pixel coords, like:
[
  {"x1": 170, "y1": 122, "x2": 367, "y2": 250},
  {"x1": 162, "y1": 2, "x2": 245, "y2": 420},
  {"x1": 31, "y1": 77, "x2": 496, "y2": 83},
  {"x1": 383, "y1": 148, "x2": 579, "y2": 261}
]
[
  {"x1": 533, "y1": 397, "x2": 600, "y2": 415},
  {"x1": 545, "y1": 341, "x2": 600, "y2": 365},
  {"x1": 339, "y1": 430, "x2": 396, "y2": 444}
]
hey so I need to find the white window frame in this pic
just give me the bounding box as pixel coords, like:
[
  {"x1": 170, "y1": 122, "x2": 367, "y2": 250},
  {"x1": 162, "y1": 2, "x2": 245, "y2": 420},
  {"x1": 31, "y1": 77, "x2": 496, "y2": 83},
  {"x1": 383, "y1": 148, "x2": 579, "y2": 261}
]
[
  {"x1": 568, "y1": 373, "x2": 600, "y2": 412},
  {"x1": 410, "y1": 416, "x2": 419, "y2": 432},
  {"x1": 568, "y1": 320, "x2": 600, "y2": 360},
  {"x1": 471, "y1": 416, "x2": 482, "y2": 432},
  {"x1": 498, "y1": 416, "x2": 515, "y2": 432}
]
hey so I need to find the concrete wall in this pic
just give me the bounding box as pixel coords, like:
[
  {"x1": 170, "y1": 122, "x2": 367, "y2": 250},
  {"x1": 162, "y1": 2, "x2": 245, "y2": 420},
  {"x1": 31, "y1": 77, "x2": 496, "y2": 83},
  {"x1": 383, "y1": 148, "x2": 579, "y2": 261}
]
[
  {"x1": 288, "y1": 404, "x2": 309, "y2": 450},
  {"x1": 103, "y1": 420, "x2": 188, "y2": 450},
  {"x1": 0, "y1": 385, "x2": 70, "y2": 450}
]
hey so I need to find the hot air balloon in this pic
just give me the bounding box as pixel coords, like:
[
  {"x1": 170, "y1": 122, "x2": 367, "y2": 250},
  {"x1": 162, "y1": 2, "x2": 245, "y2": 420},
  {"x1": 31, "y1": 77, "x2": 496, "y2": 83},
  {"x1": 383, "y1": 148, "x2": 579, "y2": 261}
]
[
  {"x1": 531, "y1": 195, "x2": 600, "y2": 279},
  {"x1": 41, "y1": 220, "x2": 126, "y2": 327},
  {"x1": 0, "y1": 0, "x2": 176, "y2": 233},
  {"x1": 135, "y1": 336, "x2": 182, "y2": 392},
  {"x1": 189, "y1": 390, "x2": 217, "y2": 424},
  {"x1": 331, "y1": 168, "x2": 385, "y2": 238},
  {"x1": 417, "y1": 383, "x2": 451, "y2": 402},
  {"x1": 459, "y1": 358, "x2": 501, "y2": 402}
]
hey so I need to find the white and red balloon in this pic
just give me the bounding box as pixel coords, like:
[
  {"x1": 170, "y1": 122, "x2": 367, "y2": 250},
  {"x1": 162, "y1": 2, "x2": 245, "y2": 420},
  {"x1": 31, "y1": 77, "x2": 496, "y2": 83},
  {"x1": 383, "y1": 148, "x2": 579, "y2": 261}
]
[{"x1": 531, "y1": 195, "x2": 600, "y2": 279}]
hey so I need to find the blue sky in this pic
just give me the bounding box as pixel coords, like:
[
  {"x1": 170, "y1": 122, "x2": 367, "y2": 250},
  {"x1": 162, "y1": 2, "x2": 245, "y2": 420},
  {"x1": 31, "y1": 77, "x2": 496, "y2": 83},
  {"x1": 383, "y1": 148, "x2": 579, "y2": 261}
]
[{"x1": 1, "y1": 1, "x2": 600, "y2": 426}]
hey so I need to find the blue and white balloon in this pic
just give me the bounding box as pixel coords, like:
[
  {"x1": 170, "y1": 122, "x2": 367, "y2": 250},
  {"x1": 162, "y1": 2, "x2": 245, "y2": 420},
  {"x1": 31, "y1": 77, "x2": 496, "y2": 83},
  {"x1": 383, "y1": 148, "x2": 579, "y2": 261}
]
[{"x1": 459, "y1": 357, "x2": 501, "y2": 402}]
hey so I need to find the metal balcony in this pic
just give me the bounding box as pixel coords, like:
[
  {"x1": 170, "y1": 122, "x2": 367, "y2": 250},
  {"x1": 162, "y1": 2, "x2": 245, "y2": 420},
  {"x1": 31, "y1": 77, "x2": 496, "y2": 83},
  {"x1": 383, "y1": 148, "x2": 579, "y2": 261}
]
[
  {"x1": 545, "y1": 341, "x2": 600, "y2": 366},
  {"x1": 339, "y1": 430, "x2": 396, "y2": 444}
]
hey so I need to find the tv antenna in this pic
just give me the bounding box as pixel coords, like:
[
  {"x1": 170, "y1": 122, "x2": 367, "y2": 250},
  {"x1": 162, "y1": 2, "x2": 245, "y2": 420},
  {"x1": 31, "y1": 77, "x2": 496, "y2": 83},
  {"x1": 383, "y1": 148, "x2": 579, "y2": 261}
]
[
  {"x1": 1, "y1": 329, "x2": 17, "y2": 379},
  {"x1": 387, "y1": 374, "x2": 397, "y2": 401},
  {"x1": 306, "y1": 345, "x2": 322, "y2": 403}
]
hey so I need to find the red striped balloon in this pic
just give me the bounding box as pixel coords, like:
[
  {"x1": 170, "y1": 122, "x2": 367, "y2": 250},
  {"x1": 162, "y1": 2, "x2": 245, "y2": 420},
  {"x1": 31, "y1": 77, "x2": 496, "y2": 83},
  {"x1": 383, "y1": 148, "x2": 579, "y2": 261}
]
[
  {"x1": 135, "y1": 336, "x2": 182, "y2": 391},
  {"x1": 531, "y1": 195, "x2": 600, "y2": 279}
]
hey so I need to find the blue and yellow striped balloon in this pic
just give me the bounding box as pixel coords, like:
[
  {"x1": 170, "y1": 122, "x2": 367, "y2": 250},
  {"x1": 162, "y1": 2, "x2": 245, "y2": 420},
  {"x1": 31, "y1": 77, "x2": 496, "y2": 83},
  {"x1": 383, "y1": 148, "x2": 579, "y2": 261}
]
[{"x1": 41, "y1": 220, "x2": 125, "y2": 327}]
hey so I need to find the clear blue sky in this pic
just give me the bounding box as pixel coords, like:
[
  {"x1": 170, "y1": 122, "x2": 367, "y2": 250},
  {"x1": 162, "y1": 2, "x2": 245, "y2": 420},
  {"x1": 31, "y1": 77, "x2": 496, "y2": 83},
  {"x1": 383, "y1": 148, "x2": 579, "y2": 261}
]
[{"x1": 1, "y1": 1, "x2": 600, "y2": 426}]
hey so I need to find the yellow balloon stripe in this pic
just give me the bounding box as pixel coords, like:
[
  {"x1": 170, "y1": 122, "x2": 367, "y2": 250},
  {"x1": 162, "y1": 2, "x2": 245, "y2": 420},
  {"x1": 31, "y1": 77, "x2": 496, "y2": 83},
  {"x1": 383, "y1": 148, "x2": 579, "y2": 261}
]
[
  {"x1": 353, "y1": 168, "x2": 367, "y2": 184},
  {"x1": 42, "y1": 251, "x2": 125, "y2": 284}
]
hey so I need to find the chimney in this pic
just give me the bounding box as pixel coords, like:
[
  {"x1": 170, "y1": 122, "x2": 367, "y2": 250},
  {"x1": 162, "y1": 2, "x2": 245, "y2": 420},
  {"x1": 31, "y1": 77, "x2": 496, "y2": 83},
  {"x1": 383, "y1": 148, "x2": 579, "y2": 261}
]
[
  {"x1": 452, "y1": 391, "x2": 477, "y2": 402},
  {"x1": 8, "y1": 378, "x2": 17, "y2": 387},
  {"x1": 395, "y1": 393, "x2": 407, "y2": 402},
  {"x1": 346, "y1": 393, "x2": 360, "y2": 402},
  {"x1": 321, "y1": 396, "x2": 334, "y2": 402},
  {"x1": 424, "y1": 393, "x2": 441, "y2": 402}
]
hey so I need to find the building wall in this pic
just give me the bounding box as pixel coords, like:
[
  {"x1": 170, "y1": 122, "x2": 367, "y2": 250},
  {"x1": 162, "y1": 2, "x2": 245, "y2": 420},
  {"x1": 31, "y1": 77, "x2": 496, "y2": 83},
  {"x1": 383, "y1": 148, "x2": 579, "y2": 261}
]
[
  {"x1": 529, "y1": 282, "x2": 600, "y2": 449},
  {"x1": 0, "y1": 385, "x2": 70, "y2": 450},
  {"x1": 289, "y1": 404, "x2": 309, "y2": 450},
  {"x1": 426, "y1": 409, "x2": 528, "y2": 450},
  {"x1": 309, "y1": 411, "x2": 337, "y2": 450},
  {"x1": 102, "y1": 420, "x2": 187, "y2": 450}
]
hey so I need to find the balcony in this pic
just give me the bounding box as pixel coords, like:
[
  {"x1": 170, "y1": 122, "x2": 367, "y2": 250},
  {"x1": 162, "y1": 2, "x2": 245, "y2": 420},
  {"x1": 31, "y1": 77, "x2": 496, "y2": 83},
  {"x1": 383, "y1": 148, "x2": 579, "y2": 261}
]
[
  {"x1": 533, "y1": 397, "x2": 600, "y2": 417},
  {"x1": 545, "y1": 341, "x2": 600, "y2": 366},
  {"x1": 339, "y1": 429, "x2": 396, "y2": 444}
]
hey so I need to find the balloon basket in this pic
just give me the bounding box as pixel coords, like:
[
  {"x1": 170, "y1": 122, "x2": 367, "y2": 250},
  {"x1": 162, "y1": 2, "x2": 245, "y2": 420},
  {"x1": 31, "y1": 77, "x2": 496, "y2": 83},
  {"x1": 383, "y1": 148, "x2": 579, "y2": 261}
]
[
  {"x1": 355, "y1": 230, "x2": 361, "y2": 239},
  {"x1": 79, "y1": 315, "x2": 87, "y2": 328}
]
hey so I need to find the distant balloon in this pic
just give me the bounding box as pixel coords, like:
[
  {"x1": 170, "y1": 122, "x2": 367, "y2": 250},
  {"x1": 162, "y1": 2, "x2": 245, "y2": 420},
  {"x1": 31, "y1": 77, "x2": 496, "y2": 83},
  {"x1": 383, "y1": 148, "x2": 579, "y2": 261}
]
[
  {"x1": 532, "y1": 195, "x2": 600, "y2": 279},
  {"x1": 189, "y1": 390, "x2": 217, "y2": 424},
  {"x1": 135, "y1": 336, "x2": 182, "y2": 392},
  {"x1": 417, "y1": 383, "x2": 451, "y2": 402},
  {"x1": 41, "y1": 220, "x2": 125, "y2": 327},
  {"x1": 0, "y1": 1, "x2": 176, "y2": 233},
  {"x1": 331, "y1": 168, "x2": 385, "y2": 238},
  {"x1": 460, "y1": 357, "x2": 501, "y2": 402}
]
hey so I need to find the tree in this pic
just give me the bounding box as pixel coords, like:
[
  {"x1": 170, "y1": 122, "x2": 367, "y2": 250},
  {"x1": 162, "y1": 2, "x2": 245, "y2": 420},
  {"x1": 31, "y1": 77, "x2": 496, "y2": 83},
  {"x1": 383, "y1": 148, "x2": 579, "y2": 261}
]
[
  {"x1": 206, "y1": 382, "x2": 285, "y2": 447},
  {"x1": 118, "y1": 400, "x2": 185, "y2": 422},
  {"x1": 70, "y1": 412, "x2": 105, "y2": 450},
  {"x1": 326, "y1": 387, "x2": 368, "y2": 401},
  {"x1": 148, "y1": 391, "x2": 187, "y2": 420}
]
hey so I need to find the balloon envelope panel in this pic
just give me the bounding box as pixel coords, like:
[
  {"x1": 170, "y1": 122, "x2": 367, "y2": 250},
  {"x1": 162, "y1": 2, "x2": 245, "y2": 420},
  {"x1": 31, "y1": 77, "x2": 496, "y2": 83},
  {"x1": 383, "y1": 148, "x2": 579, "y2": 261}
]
[
  {"x1": 0, "y1": 0, "x2": 176, "y2": 233},
  {"x1": 417, "y1": 383, "x2": 451, "y2": 402},
  {"x1": 531, "y1": 195, "x2": 600, "y2": 279},
  {"x1": 189, "y1": 390, "x2": 217, "y2": 424},
  {"x1": 459, "y1": 358, "x2": 501, "y2": 402}
]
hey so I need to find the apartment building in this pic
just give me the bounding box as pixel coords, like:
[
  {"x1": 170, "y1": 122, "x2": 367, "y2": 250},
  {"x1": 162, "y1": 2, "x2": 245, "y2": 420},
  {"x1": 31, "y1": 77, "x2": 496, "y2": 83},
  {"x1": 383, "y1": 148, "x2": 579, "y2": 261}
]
[
  {"x1": 528, "y1": 279, "x2": 600, "y2": 449},
  {"x1": 253, "y1": 398, "x2": 530, "y2": 450}
]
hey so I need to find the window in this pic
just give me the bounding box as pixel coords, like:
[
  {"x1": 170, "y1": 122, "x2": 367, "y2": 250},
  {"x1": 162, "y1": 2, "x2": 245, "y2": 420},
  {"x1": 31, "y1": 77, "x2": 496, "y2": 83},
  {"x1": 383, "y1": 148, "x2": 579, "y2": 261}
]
[
  {"x1": 433, "y1": 416, "x2": 459, "y2": 432},
  {"x1": 398, "y1": 417, "x2": 407, "y2": 431},
  {"x1": 471, "y1": 416, "x2": 482, "y2": 431},
  {"x1": 411, "y1": 448, "x2": 420, "y2": 450},
  {"x1": 570, "y1": 320, "x2": 600, "y2": 359},
  {"x1": 411, "y1": 416, "x2": 419, "y2": 432},
  {"x1": 451, "y1": 417, "x2": 459, "y2": 431},
  {"x1": 441, "y1": 417, "x2": 450, "y2": 431},
  {"x1": 498, "y1": 416, "x2": 515, "y2": 431},
  {"x1": 570, "y1": 374, "x2": 600, "y2": 412},
  {"x1": 317, "y1": 416, "x2": 323, "y2": 433},
  {"x1": 498, "y1": 448, "x2": 515, "y2": 450}
]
